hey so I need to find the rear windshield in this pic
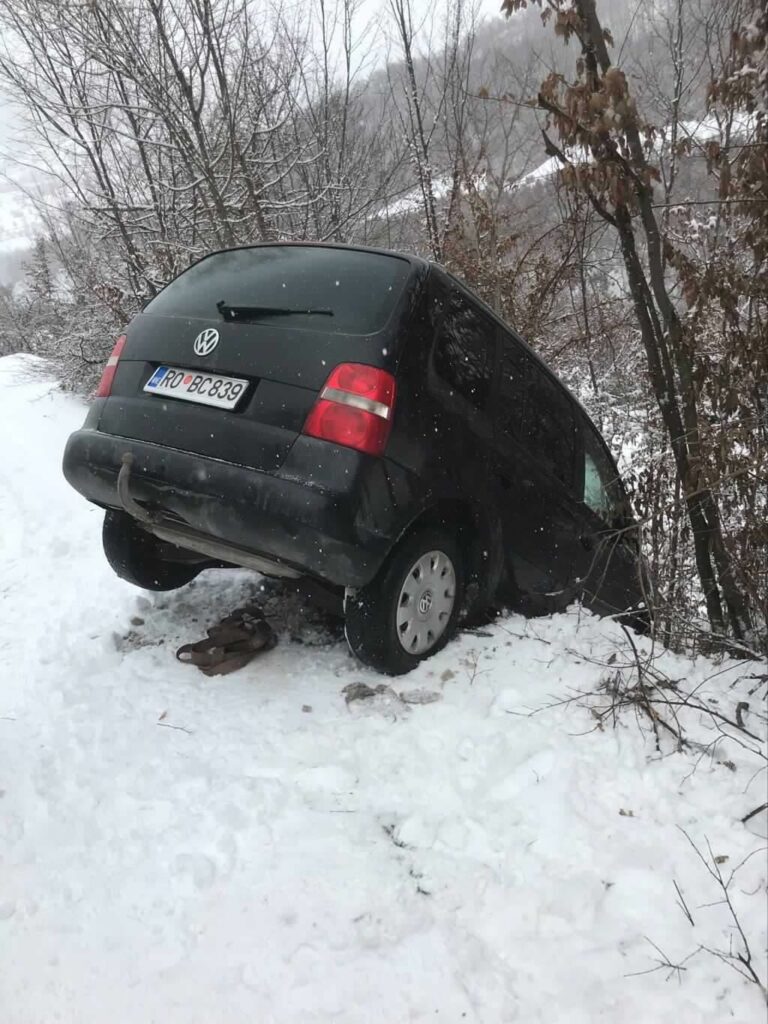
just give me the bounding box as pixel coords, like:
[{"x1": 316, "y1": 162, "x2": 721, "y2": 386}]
[{"x1": 144, "y1": 246, "x2": 412, "y2": 334}]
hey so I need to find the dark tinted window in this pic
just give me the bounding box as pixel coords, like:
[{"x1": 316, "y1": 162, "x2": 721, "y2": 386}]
[
  {"x1": 144, "y1": 246, "x2": 411, "y2": 334},
  {"x1": 433, "y1": 290, "x2": 495, "y2": 409},
  {"x1": 497, "y1": 334, "x2": 530, "y2": 439},
  {"x1": 497, "y1": 337, "x2": 575, "y2": 488},
  {"x1": 525, "y1": 368, "x2": 575, "y2": 487},
  {"x1": 583, "y1": 428, "x2": 626, "y2": 523}
]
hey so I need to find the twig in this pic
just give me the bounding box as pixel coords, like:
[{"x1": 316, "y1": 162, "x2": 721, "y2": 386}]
[
  {"x1": 498, "y1": 624, "x2": 552, "y2": 646},
  {"x1": 673, "y1": 879, "x2": 695, "y2": 926},
  {"x1": 741, "y1": 802, "x2": 768, "y2": 826},
  {"x1": 626, "y1": 937, "x2": 697, "y2": 982},
  {"x1": 157, "y1": 721, "x2": 193, "y2": 735},
  {"x1": 678, "y1": 829, "x2": 768, "y2": 1001},
  {"x1": 661, "y1": 698, "x2": 763, "y2": 745},
  {"x1": 465, "y1": 649, "x2": 487, "y2": 686}
]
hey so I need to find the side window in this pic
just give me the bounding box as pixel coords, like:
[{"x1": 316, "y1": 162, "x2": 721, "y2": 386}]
[
  {"x1": 522, "y1": 366, "x2": 575, "y2": 488},
  {"x1": 433, "y1": 289, "x2": 495, "y2": 409},
  {"x1": 497, "y1": 334, "x2": 530, "y2": 440},
  {"x1": 582, "y1": 429, "x2": 625, "y2": 523}
]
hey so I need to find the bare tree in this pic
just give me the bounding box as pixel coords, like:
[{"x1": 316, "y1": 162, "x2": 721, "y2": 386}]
[
  {"x1": 386, "y1": 0, "x2": 447, "y2": 259},
  {"x1": 0, "y1": 0, "x2": 403, "y2": 381},
  {"x1": 502, "y1": 0, "x2": 764, "y2": 649}
]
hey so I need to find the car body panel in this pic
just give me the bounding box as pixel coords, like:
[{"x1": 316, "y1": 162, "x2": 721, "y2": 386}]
[{"x1": 63, "y1": 428, "x2": 420, "y2": 588}]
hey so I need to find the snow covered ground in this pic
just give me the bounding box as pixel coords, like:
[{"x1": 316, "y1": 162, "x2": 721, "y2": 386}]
[{"x1": 1, "y1": 354, "x2": 765, "y2": 1023}]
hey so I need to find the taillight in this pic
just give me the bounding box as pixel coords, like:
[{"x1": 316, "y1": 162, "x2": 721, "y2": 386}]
[
  {"x1": 94, "y1": 334, "x2": 127, "y2": 398},
  {"x1": 303, "y1": 363, "x2": 397, "y2": 456}
]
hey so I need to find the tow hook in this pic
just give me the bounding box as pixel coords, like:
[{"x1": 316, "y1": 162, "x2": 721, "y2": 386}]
[{"x1": 117, "y1": 452, "x2": 159, "y2": 526}]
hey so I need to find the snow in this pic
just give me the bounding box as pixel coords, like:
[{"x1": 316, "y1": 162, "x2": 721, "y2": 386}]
[
  {"x1": 379, "y1": 164, "x2": 552, "y2": 220},
  {"x1": 380, "y1": 175, "x2": 455, "y2": 218},
  {"x1": 675, "y1": 112, "x2": 757, "y2": 145},
  {"x1": 507, "y1": 114, "x2": 758, "y2": 192},
  {"x1": 1, "y1": 353, "x2": 766, "y2": 1023}
]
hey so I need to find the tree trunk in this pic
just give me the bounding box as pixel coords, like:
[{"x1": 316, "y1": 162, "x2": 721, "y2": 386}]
[{"x1": 534, "y1": 0, "x2": 754, "y2": 641}]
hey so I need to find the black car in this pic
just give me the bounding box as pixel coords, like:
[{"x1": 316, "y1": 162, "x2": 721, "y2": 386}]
[{"x1": 63, "y1": 242, "x2": 648, "y2": 674}]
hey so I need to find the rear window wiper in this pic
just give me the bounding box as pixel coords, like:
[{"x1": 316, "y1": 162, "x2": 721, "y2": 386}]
[{"x1": 216, "y1": 301, "x2": 334, "y2": 321}]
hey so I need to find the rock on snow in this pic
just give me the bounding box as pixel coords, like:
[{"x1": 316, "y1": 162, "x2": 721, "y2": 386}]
[{"x1": 0, "y1": 354, "x2": 765, "y2": 1023}]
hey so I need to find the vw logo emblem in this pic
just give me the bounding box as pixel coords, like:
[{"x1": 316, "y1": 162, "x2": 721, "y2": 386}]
[{"x1": 193, "y1": 327, "x2": 219, "y2": 357}]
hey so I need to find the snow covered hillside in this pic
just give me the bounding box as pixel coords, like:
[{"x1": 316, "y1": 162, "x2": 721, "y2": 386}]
[{"x1": 1, "y1": 354, "x2": 765, "y2": 1023}]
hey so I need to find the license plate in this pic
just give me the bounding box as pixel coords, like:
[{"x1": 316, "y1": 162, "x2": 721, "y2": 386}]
[{"x1": 144, "y1": 366, "x2": 248, "y2": 410}]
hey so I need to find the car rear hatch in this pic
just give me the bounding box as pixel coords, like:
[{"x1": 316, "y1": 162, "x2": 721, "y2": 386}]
[{"x1": 97, "y1": 245, "x2": 417, "y2": 472}]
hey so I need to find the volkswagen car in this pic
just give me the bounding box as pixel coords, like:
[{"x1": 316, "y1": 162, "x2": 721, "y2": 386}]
[{"x1": 63, "y1": 243, "x2": 649, "y2": 674}]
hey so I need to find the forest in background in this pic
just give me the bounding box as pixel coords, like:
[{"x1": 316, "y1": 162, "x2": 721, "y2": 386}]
[{"x1": 0, "y1": 0, "x2": 765, "y2": 655}]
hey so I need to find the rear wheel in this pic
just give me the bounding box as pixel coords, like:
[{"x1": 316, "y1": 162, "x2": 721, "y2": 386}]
[
  {"x1": 345, "y1": 528, "x2": 464, "y2": 675},
  {"x1": 102, "y1": 509, "x2": 202, "y2": 592}
]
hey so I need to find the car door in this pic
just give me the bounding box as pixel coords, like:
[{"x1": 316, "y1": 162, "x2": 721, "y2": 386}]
[
  {"x1": 571, "y1": 423, "x2": 644, "y2": 615},
  {"x1": 491, "y1": 334, "x2": 583, "y2": 605}
]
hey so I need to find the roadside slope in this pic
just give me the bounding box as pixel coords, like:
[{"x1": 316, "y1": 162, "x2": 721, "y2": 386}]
[{"x1": 1, "y1": 354, "x2": 765, "y2": 1023}]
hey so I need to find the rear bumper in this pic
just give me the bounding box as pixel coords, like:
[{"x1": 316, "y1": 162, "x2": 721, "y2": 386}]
[{"x1": 62, "y1": 428, "x2": 393, "y2": 587}]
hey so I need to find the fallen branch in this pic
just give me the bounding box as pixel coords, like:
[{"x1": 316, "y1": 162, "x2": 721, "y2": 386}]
[
  {"x1": 741, "y1": 802, "x2": 768, "y2": 826},
  {"x1": 678, "y1": 829, "x2": 768, "y2": 1002}
]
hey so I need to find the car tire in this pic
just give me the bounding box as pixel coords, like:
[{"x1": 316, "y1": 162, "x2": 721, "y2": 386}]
[
  {"x1": 102, "y1": 509, "x2": 201, "y2": 592},
  {"x1": 344, "y1": 527, "x2": 464, "y2": 676}
]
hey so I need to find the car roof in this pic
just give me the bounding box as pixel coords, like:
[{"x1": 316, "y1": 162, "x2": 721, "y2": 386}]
[{"x1": 197, "y1": 240, "x2": 432, "y2": 270}]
